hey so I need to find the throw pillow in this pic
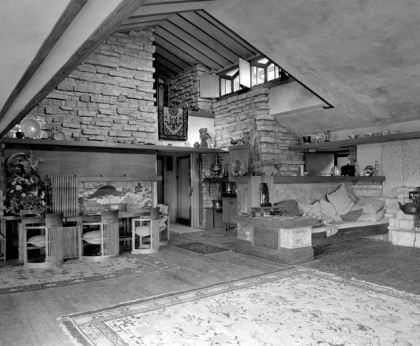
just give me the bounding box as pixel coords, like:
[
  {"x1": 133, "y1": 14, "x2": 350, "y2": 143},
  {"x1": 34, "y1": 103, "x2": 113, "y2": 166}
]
[
  {"x1": 352, "y1": 197, "x2": 385, "y2": 214},
  {"x1": 319, "y1": 198, "x2": 339, "y2": 219},
  {"x1": 341, "y1": 209, "x2": 363, "y2": 222},
  {"x1": 326, "y1": 184, "x2": 355, "y2": 215}
]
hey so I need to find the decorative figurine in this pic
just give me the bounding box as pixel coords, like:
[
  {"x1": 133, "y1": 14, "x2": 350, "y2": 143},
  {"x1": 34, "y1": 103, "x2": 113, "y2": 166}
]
[{"x1": 199, "y1": 128, "x2": 212, "y2": 148}]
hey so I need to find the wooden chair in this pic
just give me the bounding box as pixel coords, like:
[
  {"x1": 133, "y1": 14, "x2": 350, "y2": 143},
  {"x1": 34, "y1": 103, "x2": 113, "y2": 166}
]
[
  {"x1": 78, "y1": 210, "x2": 119, "y2": 261},
  {"x1": 157, "y1": 204, "x2": 170, "y2": 245},
  {"x1": 20, "y1": 214, "x2": 63, "y2": 268},
  {"x1": 131, "y1": 213, "x2": 160, "y2": 254}
]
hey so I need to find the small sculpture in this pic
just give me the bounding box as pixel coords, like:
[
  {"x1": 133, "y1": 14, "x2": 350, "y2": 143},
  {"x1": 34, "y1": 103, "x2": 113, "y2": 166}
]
[
  {"x1": 230, "y1": 138, "x2": 241, "y2": 145},
  {"x1": 199, "y1": 128, "x2": 212, "y2": 148}
]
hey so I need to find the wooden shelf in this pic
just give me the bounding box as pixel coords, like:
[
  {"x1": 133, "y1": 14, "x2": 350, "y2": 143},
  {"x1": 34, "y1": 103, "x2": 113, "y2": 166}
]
[
  {"x1": 273, "y1": 176, "x2": 385, "y2": 184},
  {"x1": 0, "y1": 138, "x2": 227, "y2": 154},
  {"x1": 289, "y1": 130, "x2": 420, "y2": 152}
]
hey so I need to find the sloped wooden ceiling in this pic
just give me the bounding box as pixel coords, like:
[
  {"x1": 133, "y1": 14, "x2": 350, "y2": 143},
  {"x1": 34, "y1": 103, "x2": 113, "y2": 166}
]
[{"x1": 116, "y1": 3, "x2": 259, "y2": 81}]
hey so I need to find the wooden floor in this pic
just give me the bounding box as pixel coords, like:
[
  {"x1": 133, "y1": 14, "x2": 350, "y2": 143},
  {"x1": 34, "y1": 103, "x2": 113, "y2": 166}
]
[
  {"x1": 0, "y1": 241, "x2": 287, "y2": 346},
  {"x1": 2, "y1": 227, "x2": 419, "y2": 345}
]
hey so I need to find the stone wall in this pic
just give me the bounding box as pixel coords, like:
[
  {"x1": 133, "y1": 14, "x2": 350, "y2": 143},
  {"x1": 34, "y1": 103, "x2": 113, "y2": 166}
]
[
  {"x1": 25, "y1": 30, "x2": 157, "y2": 144},
  {"x1": 168, "y1": 64, "x2": 212, "y2": 111},
  {"x1": 213, "y1": 86, "x2": 303, "y2": 175}
]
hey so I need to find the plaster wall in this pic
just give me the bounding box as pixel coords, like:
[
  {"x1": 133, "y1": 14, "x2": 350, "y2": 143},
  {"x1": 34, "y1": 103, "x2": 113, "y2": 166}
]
[{"x1": 269, "y1": 81, "x2": 324, "y2": 115}]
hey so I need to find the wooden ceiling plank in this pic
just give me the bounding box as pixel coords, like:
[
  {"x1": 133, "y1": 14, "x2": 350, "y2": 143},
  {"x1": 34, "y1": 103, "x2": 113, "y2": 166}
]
[
  {"x1": 154, "y1": 61, "x2": 176, "y2": 79},
  {"x1": 121, "y1": 13, "x2": 172, "y2": 24},
  {"x1": 155, "y1": 44, "x2": 191, "y2": 70},
  {"x1": 155, "y1": 27, "x2": 222, "y2": 69},
  {"x1": 178, "y1": 11, "x2": 254, "y2": 59},
  {"x1": 1, "y1": 0, "x2": 145, "y2": 136},
  {"x1": 115, "y1": 20, "x2": 163, "y2": 32},
  {"x1": 198, "y1": 10, "x2": 259, "y2": 55},
  {"x1": 154, "y1": 53, "x2": 184, "y2": 74},
  {"x1": 154, "y1": 36, "x2": 199, "y2": 67},
  {"x1": 131, "y1": 0, "x2": 214, "y2": 16},
  {"x1": 169, "y1": 14, "x2": 238, "y2": 62},
  {"x1": 159, "y1": 21, "x2": 232, "y2": 67},
  {"x1": 0, "y1": 0, "x2": 88, "y2": 123}
]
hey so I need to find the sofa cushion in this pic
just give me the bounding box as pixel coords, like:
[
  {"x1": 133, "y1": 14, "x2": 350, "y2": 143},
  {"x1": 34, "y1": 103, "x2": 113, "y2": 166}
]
[
  {"x1": 83, "y1": 231, "x2": 102, "y2": 245},
  {"x1": 327, "y1": 184, "x2": 355, "y2": 215},
  {"x1": 319, "y1": 198, "x2": 339, "y2": 220},
  {"x1": 352, "y1": 197, "x2": 385, "y2": 214},
  {"x1": 341, "y1": 208, "x2": 363, "y2": 222}
]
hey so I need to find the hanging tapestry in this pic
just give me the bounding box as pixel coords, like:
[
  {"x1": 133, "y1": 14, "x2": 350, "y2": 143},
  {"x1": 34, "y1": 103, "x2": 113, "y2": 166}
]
[{"x1": 158, "y1": 104, "x2": 188, "y2": 141}]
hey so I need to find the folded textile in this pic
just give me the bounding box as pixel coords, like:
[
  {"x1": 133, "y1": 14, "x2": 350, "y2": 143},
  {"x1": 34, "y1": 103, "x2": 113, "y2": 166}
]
[{"x1": 273, "y1": 199, "x2": 300, "y2": 216}]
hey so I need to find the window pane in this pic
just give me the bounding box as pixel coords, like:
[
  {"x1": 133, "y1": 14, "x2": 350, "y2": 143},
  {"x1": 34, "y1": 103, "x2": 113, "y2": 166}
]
[
  {"x1": 220, "y1": 79, "x2": 226, "y2": 95},
  {"x1": 257, "y1": 67, "x2": 265, "y2": 84},
  {"x1": 267, "y1": 63, "x2": 275, "y2": 81},
  {"x1": 226, "y1": 79, "x2": 232, "y2": 93},
  {"x1": 251, "y1": 66, "x2": 257, "y2": 86},
  {"x1": 274, "y1": 66, "x2": 279, "y2": 79},
  {"x1": 233, "y1": 76, "x2": 240, "y2": 91}
]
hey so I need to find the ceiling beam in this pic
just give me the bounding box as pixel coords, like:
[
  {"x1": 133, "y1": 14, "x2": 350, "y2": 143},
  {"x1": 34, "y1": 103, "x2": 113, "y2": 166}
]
[
  {"x1": 121, "y1": 13, "x2": 172, "y2": 25},
  {"x1": 169, "y1": 14, "x2": 237, "y2": 63},
  {"x1": 115, "y1": 20, "x2": 163, "y2": 32},
  {"x1": 155, "y1": 26, "x2": 223, "y2": 69},
  {"x1": 197, "y1": 10, "x2": 258, "y2": 55},
  {"x1": 0, "y1": 0, "x2": 146, "y2": 136},
  {"x1": 154, "y1": 53, "x2": 184, "y2": 74},
  {"x1": 154, "y1": 35, "x2": 201, "y2": 67},
  {"x1": 178, "y1": 11, "x2": 255, "y2": 59},
  {"x1": 159, "y1": 21, "x2": 232, "y2": 67},
  {"x1": 155, "y1": 44, "x2": 191, "y2": 70},
  {"x1": 154, "y1": 61, "x2": 177, "y2": 79},
  {"x1": 0, "y1": 0, "x2": 88, "y2": 126},
  {"x1": 131, "y1": 0, "x2": 214, "y2": 16}
]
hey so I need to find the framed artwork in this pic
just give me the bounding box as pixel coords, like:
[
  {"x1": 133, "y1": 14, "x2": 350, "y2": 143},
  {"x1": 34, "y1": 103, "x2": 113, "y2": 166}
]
[{"x1": 158, "y1": 104, "x2": 188, "y2": 141}]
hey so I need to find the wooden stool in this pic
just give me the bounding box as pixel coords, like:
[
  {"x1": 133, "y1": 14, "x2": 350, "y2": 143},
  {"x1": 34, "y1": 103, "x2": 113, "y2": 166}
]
[
  {"x1": 79, "y1": 210, "x2": 119, "y2": 262},
  {"x1": 131, "y1": 217, "x2": 160, "y2": 254}
]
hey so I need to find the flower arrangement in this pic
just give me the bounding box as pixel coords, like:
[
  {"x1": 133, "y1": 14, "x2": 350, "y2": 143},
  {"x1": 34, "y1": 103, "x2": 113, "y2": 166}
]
[{"x1": 4, "y1": 152, "x2": 52, "y2": 215}]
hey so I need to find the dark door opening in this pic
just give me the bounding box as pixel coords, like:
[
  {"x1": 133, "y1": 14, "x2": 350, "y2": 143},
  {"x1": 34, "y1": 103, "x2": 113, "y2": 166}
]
[{"x1": 176, "y1": 155, "x2": 191, "y2": 225}]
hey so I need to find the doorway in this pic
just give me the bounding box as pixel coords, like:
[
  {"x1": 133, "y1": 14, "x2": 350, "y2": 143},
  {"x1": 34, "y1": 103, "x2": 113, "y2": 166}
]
[{"x1": 176, "y1": 155, "x2": 191, "y2": 225}]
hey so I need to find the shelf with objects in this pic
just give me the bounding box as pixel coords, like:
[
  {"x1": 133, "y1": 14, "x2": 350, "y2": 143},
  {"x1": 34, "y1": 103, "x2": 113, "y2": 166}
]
[
  {"x1": 289, "y1": 130, "x2": 420, "y2": 153},
  {"x1": 289, "y1": 131, "x2": 386, "y2": 179},
  {"x1": 202, "y1": 153, "x2": 229, "y2": 230}
]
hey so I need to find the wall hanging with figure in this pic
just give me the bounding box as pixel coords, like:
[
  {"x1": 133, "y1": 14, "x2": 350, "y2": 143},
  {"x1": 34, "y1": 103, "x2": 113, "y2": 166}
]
[{"x1": 158, "y1": 103, "x2": 188, "y2": 140}]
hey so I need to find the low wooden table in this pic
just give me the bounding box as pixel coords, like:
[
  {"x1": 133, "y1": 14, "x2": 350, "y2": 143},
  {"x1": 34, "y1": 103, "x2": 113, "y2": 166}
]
[{"x1": 235, "y1": 216, "x2": 316, "y2": 264}]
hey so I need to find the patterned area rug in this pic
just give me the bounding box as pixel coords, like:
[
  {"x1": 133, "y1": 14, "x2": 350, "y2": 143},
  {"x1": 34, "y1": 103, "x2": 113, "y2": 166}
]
[
  {"x1": 60, "y1": 267, "x2": 420, "y2": 345},
  {"x1": 175, "y1": 242, "x2": 230, "y2": 255},
  {"x1": 0, "y1": 254, "x2": 179, "y2": 294}
]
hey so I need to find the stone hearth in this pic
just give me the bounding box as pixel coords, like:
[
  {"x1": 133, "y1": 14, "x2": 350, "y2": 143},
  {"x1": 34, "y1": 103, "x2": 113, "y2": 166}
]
[{"x1": 388, "y1": 211, "x2": 420, "y2": 248}]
